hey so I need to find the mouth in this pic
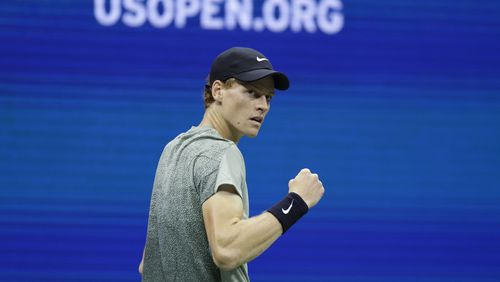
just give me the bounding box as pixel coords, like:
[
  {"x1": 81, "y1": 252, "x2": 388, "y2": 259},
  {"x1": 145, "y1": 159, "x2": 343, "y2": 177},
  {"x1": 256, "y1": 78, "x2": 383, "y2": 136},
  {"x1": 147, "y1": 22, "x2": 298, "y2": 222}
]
[{"x1": 250, "y1": 116, "x2": 263, "y2": 124}]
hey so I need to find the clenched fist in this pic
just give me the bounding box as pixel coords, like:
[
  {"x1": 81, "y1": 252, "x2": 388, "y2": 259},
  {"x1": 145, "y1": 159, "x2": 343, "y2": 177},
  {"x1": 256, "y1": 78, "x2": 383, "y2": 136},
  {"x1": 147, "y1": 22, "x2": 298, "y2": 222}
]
[{"x1": 288, "y1": 168, "x2": 325, "y2": 208}]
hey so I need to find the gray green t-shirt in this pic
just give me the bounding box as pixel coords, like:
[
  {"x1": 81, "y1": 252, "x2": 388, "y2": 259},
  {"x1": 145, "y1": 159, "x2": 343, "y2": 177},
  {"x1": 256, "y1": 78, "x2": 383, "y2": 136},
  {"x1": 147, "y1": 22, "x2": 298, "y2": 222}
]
[{"x1": 142, "y1": 126, "x2": 249, "y2": 282}]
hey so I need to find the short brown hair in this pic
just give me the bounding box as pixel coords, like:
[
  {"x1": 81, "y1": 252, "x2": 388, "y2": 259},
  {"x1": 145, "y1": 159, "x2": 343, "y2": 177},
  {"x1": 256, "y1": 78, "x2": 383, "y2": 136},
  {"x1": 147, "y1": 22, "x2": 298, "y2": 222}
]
[{"x1": 203, "y1": 78, "x2": 238, "y2": 109}]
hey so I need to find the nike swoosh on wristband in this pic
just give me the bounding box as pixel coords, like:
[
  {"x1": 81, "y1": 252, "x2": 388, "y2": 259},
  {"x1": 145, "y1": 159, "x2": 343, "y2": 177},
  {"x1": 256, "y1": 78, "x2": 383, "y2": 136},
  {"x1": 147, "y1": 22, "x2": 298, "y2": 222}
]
[
  {"x1": 256, "y1": 56, "x2": 268, "y2": 62},
  {"x1": 282, "y1": 199, "x2": 294, "y2": 214}
]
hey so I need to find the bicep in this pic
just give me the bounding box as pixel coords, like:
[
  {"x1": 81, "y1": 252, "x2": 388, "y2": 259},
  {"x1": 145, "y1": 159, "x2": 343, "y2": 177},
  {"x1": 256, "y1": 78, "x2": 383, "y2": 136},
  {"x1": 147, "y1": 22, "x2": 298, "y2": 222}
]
[
  {"x1": 202, "y1": 185, "x2": 243, "y2": 249},
  {"x1": 202, "y1": 185, "x2": 283, "y2": 269}
]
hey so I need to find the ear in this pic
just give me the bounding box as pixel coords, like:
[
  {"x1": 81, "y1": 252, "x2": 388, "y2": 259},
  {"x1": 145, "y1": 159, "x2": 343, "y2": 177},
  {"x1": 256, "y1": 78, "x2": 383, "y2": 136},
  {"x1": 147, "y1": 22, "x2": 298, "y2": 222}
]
[{"x1": 211, "y1": 80, "x2": 224, "y2": 104}]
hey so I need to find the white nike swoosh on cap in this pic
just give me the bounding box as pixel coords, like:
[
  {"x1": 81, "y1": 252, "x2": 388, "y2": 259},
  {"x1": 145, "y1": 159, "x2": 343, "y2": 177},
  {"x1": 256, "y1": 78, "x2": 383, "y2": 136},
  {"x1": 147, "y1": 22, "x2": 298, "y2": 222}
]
[
  {"x1": 282, "y1": 199, "x2": 294, "y2": 214},
  {"x1": 256, "y1": 56, "x2": 268, "y2": 62}
]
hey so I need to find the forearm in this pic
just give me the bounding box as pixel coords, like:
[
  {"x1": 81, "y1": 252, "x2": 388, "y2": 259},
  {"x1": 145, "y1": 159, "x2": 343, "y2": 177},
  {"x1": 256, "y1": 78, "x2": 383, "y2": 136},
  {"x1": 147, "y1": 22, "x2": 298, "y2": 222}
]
[{"x1": 222, "y1": 211, "x2": 282, "y2": 266}]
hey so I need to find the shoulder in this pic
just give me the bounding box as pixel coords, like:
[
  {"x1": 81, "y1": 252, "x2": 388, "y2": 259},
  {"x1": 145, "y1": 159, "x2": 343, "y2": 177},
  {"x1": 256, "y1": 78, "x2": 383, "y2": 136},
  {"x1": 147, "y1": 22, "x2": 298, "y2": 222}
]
[
  {"x1": 188, "y1": 127, "x2": 236, "y2": 160},
  {"x1": 195, "y1": 143, "x2": 239, "y2": 172},
  {"x1": 221, "y1": 143, "x2": 244, "y2": 165},
  {"x1": 193, "y1": 144, "x2": 246, "y2": 181}
]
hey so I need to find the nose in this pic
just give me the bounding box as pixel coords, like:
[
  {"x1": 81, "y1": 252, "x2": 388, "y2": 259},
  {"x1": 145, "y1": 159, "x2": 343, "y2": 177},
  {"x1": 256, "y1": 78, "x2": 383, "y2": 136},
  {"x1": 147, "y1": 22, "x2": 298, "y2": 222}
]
[{"x1": 256, "y1": 95, "x2": 269, "y2": 113}]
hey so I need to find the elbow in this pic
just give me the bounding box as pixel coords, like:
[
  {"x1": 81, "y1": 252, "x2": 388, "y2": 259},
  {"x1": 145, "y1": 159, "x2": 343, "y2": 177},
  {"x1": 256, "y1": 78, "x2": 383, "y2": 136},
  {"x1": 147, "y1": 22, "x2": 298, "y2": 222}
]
[{"x1": 211, "y1": 245, "x2": 242, "y2": 271}]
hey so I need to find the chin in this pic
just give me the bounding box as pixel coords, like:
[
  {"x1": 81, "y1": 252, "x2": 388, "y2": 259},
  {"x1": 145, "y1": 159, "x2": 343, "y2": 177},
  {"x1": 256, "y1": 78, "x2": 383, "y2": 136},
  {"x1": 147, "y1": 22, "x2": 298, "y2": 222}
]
[{"x1": 245, "y1": 129, "x2": 260, "y2": 138}]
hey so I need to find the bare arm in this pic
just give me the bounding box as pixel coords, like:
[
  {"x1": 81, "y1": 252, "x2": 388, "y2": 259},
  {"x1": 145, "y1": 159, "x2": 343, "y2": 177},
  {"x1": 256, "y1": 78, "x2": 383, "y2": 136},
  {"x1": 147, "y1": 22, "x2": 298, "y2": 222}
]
[
  {"x1": 202, "y1": 185, "x2": 282, "y2": 271},
  {"x1": 138, "y1": 248, "x2": 145, "y2": 275},
  {"x1": 204, "y1": 168, "x2": 324, "y2": 271}
]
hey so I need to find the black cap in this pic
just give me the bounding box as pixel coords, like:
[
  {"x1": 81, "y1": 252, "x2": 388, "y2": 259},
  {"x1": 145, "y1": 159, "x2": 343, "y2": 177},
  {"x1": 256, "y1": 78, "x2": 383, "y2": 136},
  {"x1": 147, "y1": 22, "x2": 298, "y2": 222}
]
[{"x1": 209, "y1": 47, "x2": 290, "y2": 90}]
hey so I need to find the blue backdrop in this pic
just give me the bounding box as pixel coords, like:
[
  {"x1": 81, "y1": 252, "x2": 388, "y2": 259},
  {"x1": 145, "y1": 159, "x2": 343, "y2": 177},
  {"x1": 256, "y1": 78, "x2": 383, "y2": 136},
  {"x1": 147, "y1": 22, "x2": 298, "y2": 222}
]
[{"x1": 1, "y1": 0, "x2": 500, "y2": 281}]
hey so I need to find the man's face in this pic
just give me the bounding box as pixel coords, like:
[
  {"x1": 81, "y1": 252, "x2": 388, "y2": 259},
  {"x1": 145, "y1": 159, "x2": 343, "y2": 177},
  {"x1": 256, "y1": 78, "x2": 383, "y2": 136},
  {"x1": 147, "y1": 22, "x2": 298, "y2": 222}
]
[{"x1": 219, "y1": 76, "x2": 275, "y2": 139}]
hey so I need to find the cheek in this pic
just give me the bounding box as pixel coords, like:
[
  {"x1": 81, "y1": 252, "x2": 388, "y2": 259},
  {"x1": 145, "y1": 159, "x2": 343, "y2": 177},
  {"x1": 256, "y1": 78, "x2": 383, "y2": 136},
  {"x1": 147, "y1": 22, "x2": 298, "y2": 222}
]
[
  {"x1": 232, "y1": 101, "x2": 250, "y2": 124},
  {"x1": 223, "y1": 99, "x2": 246, "y2": 126}
]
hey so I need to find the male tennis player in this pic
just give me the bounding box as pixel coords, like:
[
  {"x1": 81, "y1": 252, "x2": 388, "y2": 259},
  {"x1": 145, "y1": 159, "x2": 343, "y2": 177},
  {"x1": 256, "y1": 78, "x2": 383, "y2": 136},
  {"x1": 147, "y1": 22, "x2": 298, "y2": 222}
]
[{"x1": 140, "y1": 47, "x2": 325, "y2": 281}]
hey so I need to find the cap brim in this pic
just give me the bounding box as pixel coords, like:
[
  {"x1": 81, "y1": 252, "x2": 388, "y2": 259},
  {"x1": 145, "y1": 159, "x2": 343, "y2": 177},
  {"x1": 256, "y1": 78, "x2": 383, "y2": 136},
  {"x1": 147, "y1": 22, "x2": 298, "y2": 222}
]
[{"x1": 234, "y1": 69, "x2": 290, "y2": 90}]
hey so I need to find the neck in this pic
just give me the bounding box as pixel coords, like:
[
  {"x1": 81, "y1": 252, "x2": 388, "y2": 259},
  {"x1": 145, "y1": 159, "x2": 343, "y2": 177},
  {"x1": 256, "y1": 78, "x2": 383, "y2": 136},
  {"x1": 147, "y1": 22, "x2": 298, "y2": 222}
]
[{"x1": 199, "y1": 107, "x2": 241, "y2": 143}]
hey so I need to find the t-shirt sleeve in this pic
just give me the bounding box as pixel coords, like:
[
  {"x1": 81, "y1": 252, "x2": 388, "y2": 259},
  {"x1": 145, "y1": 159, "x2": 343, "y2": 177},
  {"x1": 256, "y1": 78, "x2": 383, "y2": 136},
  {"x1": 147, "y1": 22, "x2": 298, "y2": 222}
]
[
  {"x1": 214, "y1": 144, "x2": 245, "y2": 199},
  {"x1": 196, "y1": 144, "x2": 245, "y2": 204},
  {"x1": 194, "y1": 154, "x2": 220, "y2": 205}
]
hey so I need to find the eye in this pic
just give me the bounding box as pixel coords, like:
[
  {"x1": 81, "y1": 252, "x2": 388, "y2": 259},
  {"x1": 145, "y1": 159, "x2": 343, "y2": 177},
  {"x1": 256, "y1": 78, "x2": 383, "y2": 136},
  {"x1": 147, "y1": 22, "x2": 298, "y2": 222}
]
[{"x1": 246, "y1": 89, "x2": 259, "y2": 98}]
